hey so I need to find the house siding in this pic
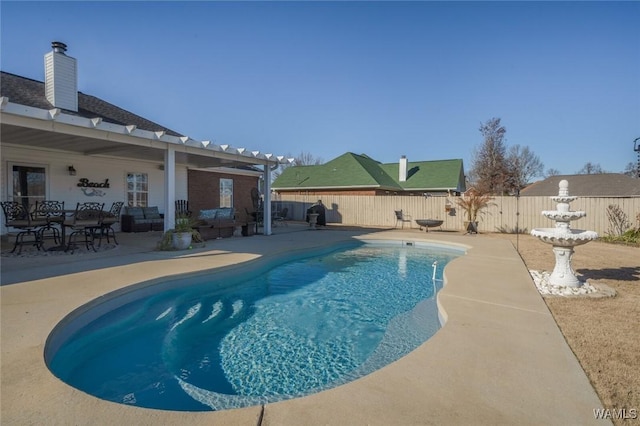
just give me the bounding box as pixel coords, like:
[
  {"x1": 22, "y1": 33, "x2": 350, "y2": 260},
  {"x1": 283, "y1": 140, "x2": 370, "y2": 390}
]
[
  {"x1": 1, "y1": 145, "x2": 188, "y2": 233},
  {"x1": 44, "y1": 51, "x2": 78, "y2": 112}
]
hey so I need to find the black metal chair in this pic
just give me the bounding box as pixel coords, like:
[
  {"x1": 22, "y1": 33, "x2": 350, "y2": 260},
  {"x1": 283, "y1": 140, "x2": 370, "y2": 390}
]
[
  {"x1": 0, "y1": 201, "x2": 45, "y2": 254},
  {"x1": 394, "y1": 210, "x2": 412, "y2": 229},
  {"x1": 99, "y1": 201, "x2": 124, "y2": 245},
  {"x1": 245, "y1": 207, "x2": 262, "y2": 234},
  {"x1": 32, "y1": 200, "x2": 65, "y2": 247},
  {"x1": 64, "y1": 202, "x2": 104, "y2": 253}
]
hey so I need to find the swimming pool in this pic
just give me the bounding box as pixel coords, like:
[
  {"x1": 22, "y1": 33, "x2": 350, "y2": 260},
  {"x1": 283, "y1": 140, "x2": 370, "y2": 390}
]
[{"x1": 46, "y1": 240, "x2": 463, "y2": 411}]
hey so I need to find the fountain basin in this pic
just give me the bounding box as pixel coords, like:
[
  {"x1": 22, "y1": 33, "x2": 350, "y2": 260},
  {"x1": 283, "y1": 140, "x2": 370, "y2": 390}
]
[
  {"x1": 550, "y1": 196, "x2": 579, "y2": 203},
  {"x1": 541, "y1": 211, "x2": 586, "y2": 221},
  {"x1": 531, "y1": 228, "x2": 598, "y2": 247}
]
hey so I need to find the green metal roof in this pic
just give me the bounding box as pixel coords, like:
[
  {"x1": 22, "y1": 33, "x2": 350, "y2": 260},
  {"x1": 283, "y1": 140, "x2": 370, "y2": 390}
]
[
  {"x1": 380, "y1": 158, "x2": 465, "y2": 190},
  {"x1": 273, "y1": 152, "x2": 466, "y2": 192}
]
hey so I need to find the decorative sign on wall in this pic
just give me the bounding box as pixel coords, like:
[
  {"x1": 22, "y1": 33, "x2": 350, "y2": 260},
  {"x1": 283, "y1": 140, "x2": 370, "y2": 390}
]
[{"x1": 77, "y1": 178, "x2": 109, "y2": 197}]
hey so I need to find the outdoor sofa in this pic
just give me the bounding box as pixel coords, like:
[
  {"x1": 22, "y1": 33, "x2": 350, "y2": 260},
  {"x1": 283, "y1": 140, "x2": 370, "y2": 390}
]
[
  {"x1": 194, "y1": 208, "x2": 236, "y2": 240},
  {"x1": 121, "y1": 206, "x2": 164, "y2": 232}
]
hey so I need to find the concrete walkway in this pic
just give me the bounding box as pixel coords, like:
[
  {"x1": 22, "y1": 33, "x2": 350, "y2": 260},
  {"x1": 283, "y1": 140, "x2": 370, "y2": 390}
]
[{"x1": 1, "y1": 224, "x2": 607, "y2": 425}]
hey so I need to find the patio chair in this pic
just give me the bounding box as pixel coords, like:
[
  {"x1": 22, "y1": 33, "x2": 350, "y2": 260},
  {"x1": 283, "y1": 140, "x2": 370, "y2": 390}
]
[
  {"x1": 245, "y1": 207, "x2": 262, "y2": 225},
  {"x1": 32, "y1": 200, "x2": 65, "y2": 247},
  {"x1": 245, "y1": 207, "x2": 262, "y2": 235},
  {"x1": 64, "y1": 202, "x2": 104, "y2": 253},
  {"x1": 394, "y1": 210, "x2": 412, "y2": 229},
  {"x1": 273, "y1": 207, "x2": 289, "y2": 227},
  {"x1": 0, "y1": 201, "x2": 45, "y2": 254},
  {"x1": 99, "y1": 201, "x2": 124, "y2": 245}
]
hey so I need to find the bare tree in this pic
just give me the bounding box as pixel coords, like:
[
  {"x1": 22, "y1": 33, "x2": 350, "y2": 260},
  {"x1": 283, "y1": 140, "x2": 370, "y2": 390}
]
[
  {"x1": 294, "y1": 151, "x2": 324, "y2": 166},
  {"x1": 273, "y1": 151, "x2": 324, "y2": 179},
  {"x1": 576, "y1": 162, "x2": 605, "y2": 174},
  {"x1": 505, "y1": 144, "x2": 544, "y2": 192},
  {"x1": 469, "y1": 117, "x2": 509, "y2": 194},
  {"x1": 622, "y1": 162, "x2": 639, "y2": 178},
  {"x1": 545, "y1": 168, "x2": 561, "y2": 177}
]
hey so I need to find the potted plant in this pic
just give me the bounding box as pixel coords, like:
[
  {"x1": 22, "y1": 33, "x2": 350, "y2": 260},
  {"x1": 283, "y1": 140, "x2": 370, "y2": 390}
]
[
  {"x1": 157, "y1": 214, "x2": 203, "y2": 251},
  {"x1": 172, "y1": 214, "x2": 194, "y2": 249},
  {"x1": 175, "y1": 212, "x2": 191, "y2": 228},
  {"x1": 456, "y1": 188, "x2": 494, "y2": 234}
]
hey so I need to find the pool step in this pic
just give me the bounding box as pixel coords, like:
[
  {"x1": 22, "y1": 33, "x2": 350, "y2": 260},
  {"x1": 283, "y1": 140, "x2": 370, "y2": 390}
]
[{"x1": 160, "y1": 300, "x2": 246, "y2": 330}]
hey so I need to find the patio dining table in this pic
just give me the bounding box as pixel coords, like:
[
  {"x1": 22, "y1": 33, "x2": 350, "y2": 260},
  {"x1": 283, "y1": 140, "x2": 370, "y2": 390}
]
[{"x1": 46, "y1": 209, "x2": 78, "y2": 251}]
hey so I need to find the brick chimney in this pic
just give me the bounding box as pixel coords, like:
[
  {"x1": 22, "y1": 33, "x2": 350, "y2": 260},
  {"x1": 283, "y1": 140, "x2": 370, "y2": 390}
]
[
  {"x1": 44, "y1": 41, "x2": 78, "y2": 112},
  {"x1": 399, "y1": 155, "x2": 408, "y2": 182}
]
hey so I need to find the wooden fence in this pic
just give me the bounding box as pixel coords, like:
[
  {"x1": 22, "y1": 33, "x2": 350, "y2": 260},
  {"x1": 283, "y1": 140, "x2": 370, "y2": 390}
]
[{"x1": 272, "y1": 194, "x2": 640, "y2": 236}]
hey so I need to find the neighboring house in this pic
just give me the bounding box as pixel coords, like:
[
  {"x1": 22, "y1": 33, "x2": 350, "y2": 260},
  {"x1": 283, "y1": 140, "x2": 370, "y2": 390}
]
[
  {"x1": 520, "y1": 174, "x2": 640, "y2": 197},
  {"x1": 272, "y1": 152, "x2": 466, "y2": 196},
  {"x1": 1, "y1": 42, "x2": 286, "y2": 233}
]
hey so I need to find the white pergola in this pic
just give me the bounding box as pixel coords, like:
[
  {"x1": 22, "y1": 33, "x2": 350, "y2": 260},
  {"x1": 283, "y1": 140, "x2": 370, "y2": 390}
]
[{"x1": 0, "y1": 97, "x2": 293, "y2": 235}]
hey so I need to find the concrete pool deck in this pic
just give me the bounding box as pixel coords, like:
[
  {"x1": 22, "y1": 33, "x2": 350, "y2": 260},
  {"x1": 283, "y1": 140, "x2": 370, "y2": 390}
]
[{"x1": 1, "y1": 224, "x2": 607, "y2": 425}]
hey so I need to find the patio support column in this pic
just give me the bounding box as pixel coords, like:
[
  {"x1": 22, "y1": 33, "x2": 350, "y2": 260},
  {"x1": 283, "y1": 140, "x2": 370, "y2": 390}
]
[
  {"x1": 262, "y1": 164, "x2": 272, "y2": 236},
  {"x1": 164, "y1": 147, "x2": 176, "y2": 231}
]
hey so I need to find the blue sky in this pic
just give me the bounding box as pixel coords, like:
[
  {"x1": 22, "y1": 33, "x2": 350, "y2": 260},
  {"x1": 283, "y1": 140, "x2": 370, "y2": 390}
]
[{"x1": 2, "y1": 1, "x2": 639, "y2": 178}]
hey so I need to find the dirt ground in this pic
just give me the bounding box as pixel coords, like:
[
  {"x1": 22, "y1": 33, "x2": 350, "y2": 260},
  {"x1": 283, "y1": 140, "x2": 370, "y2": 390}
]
[{"x1": 485, "y1": 233, "x2": 639, "y2": 424}]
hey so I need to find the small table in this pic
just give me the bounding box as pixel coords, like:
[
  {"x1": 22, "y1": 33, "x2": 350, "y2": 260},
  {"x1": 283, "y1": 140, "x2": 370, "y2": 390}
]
[{"x1": 415, "y1": 219, "x2": 443, "y2": 232}]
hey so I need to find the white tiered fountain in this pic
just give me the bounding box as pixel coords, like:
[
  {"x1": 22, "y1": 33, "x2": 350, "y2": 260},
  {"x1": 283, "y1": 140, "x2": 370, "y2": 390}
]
[{"x1": 531, "y1": 180, "x2": 598, "y2": 288}]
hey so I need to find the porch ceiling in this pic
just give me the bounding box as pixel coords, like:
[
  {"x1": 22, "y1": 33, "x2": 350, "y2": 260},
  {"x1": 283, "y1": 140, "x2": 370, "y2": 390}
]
[{"x1": 2, "y1": 122, "x2": 266, "y2": 169}]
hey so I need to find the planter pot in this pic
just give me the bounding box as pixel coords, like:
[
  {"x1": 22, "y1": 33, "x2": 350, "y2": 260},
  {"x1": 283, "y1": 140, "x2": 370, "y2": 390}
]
[
  {"x1": 464, "y1": 221, "x2": 479, "y2": 234},
  {"x1": 172, "y1": 231, "x2": 192, "y2": 250},
  {"x1": 308, "y1": 213, "x2": 319, "y2": 229}
]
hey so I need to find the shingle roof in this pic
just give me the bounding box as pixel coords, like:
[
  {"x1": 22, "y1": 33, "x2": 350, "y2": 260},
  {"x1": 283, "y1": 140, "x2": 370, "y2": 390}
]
[
  {"x1": 1, "y1": 71, "x2": 182, "y2": 136},
  {"x1": 273, "y1": 152, "x2": 466, "y2": 192},
  {"x1": 520, "y1": 174, "x2": 640, "y2": 197}
]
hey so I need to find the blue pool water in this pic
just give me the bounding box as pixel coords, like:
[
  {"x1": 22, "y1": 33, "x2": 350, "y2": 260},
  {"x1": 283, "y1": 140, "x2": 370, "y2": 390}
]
[{"x1": 46, "y1": 241, "x2": 462, "y2": 411}]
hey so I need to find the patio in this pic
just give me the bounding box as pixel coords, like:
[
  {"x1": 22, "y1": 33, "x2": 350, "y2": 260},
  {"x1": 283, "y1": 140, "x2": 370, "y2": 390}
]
[{"x1": 0, "y1": 223, "x2": 606, "y2": 425}]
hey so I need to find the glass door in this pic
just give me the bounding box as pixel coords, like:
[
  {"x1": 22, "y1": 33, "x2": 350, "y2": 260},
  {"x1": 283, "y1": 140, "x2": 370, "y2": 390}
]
[{"x1": 10, "y1": 164, "x2": 46, "y2": 210}]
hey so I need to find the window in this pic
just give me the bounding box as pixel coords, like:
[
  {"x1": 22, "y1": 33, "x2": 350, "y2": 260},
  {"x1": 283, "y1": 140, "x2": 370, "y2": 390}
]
[
  {"x1": 11, "y1": 164, "x2": 46, "y2": 209},
  {"x1": 220, "y1": 178, "x2": 233, "y2": 208},
  {"x1": 126, "y1": 173, "x2": 148, "y2": 207}
]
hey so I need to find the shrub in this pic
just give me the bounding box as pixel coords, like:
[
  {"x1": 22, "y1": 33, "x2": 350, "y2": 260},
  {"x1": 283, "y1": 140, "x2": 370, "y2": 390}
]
[
  {"x1": 456, "y1": 188, "x2": 494, "y2": 223},
  {"x1": 601, "y1": 210, "x2": 640, "y2": 246},
  {"x1": 606, "y1": 204, "x2": 630, "y2": 237}
]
